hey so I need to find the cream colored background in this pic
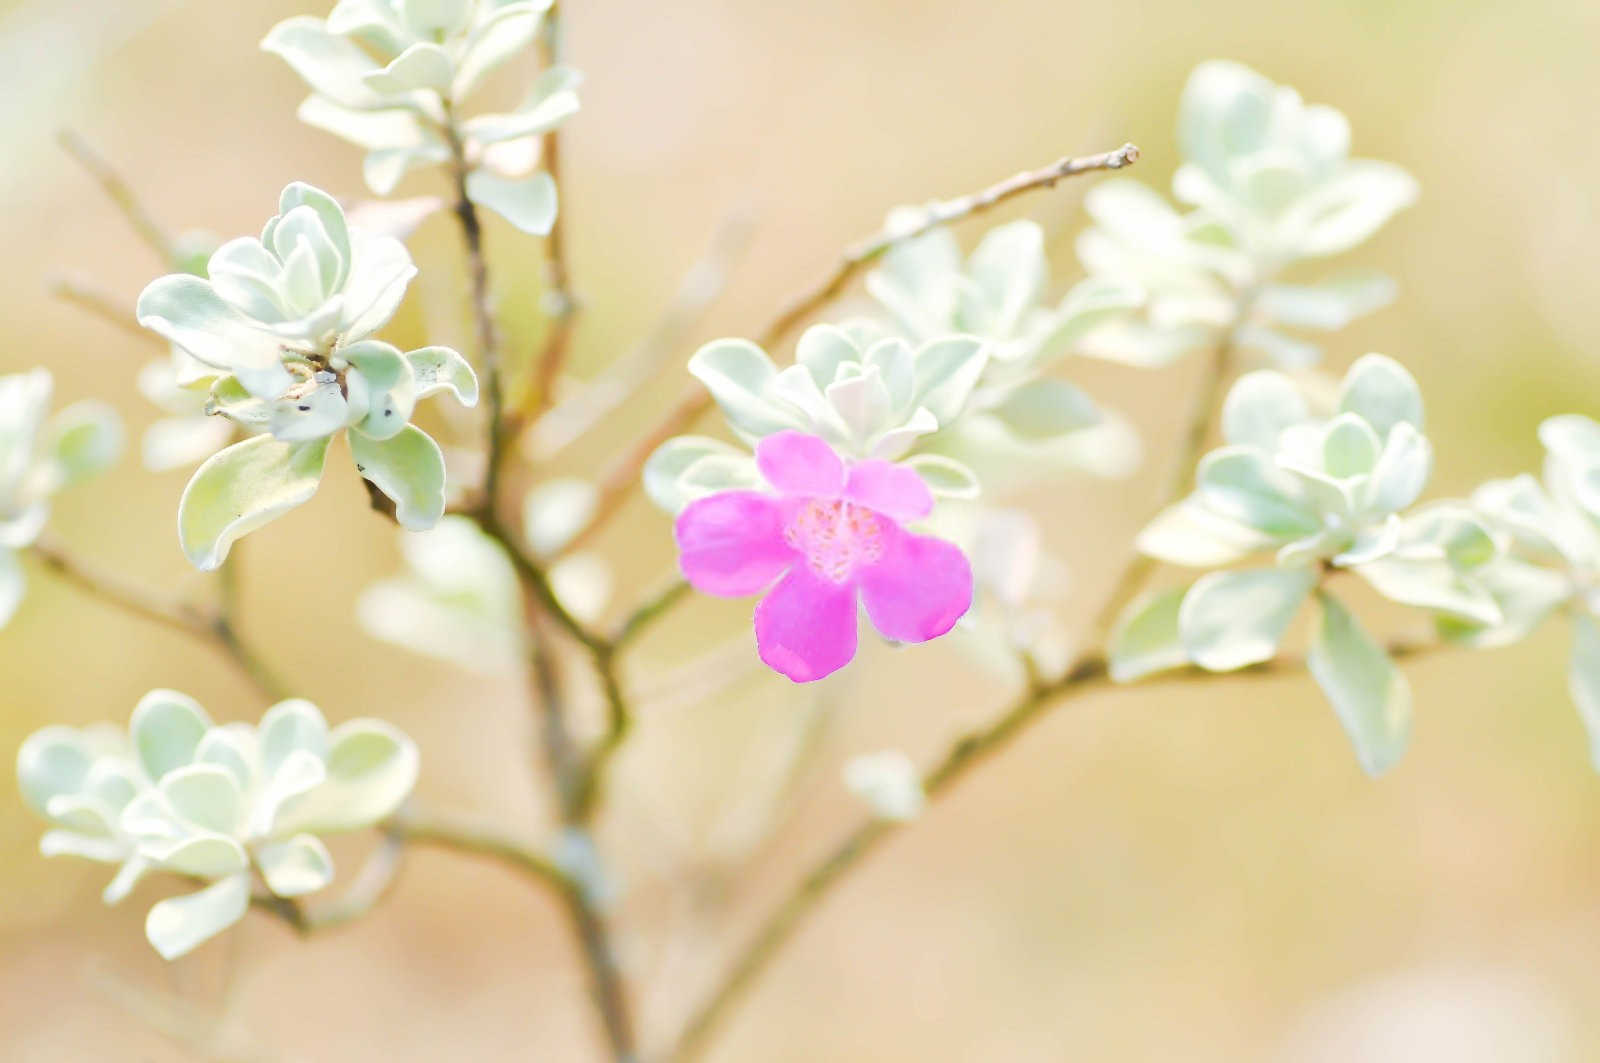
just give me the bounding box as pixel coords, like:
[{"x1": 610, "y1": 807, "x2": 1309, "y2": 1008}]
[{"x1": 3, "y1": 0, "x2": 1600, "y2": 1059}]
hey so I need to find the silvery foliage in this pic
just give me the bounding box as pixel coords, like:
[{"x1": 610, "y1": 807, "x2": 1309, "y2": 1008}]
[
  {"x1": 864, "y1": 218, "x2": 1147, "y2": 486},
  {"x1": 843, "y1": 750, "x2": 924, "y2": 822},
  {"x1": 1451, "y1": 416, "x2": 1600, "y2": 767},
  {"x1": 1077, "y1": 60, "x2": 1418, "y2": 371},
  {"x1": 16, "y1": 691, "x2": 418, "y2": 959},
  {"x1": 1111, "y1": 355, "x2": 1502, "y2": 776},
  {"x1": 137, "y1": 348, "x2": 239, "y2": 472},
  {"x1": 644, "y1": 323, "x2": 993, "y2": 513},
  {"x1": 137, "y1": 182, "x2": 479, "y2": 570},
  {"x1": 136, "y1": 241, "x2": 245, "y2": 473},
  {"x1": 358, "y1": 497, "x2": 610, "y2": 672},
  {"x1": 0, "y1": 369, "x2": 122, "y2": 627},
  {"x1": 264, "y1": 0, "x2": 578, "y2": 234}
]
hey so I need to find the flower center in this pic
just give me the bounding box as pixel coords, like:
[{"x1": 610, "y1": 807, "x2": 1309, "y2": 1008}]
[{"x1": 784, "y1": 498, "x2": 885, "y2": 584}]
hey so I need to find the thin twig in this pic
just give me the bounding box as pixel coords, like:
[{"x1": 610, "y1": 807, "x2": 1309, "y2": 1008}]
[
  {"x1": 667, "y1": 314, "x2": 1281, "y2": 1061},
  {"x1": 523, "y1": 2, "x2": 579, "y2": 425},
  {"x1": 58, "y1": 129, "x2": 178, "y2": 265},
  {"x1": 561, "y1": 143, "x2": 1141, "y2": 554},
  {"x1": 298, "y1": 832, "x2": 408, "y2": 931},
  {"x1": 529, "y1": 209, "x2": 757, "y2": 458},
  {"x1": 563, "y1": 387, "x2": 711, "y2": 553},
  {"x1": 527, "y1": 616, "x2": 640, "y2": 1061},
  {"x1": 27, "y1": 538, "x2": 285, "y2": 702},
  {"x1": 443, "y1": 110, "x2": 510, "y2": 516},
  {"x1": 49, "y1": 275, "x2": 159, "y2": 344},
  {"x1": 390, "y1": 804, "x2": 571, "y2": 892},
  {"x1": 666, "y1": 639, "x2": 1438, "y2": 1061},
  {"x1": 611, "y1": 578, "x2": 692, "y2": 651},
  {"x1": 761, "y1": 142, "x2": 1140, "y2": 348},
  {"x1": 1089, "y1": 327, "x2": 1240, "y2": 640}
]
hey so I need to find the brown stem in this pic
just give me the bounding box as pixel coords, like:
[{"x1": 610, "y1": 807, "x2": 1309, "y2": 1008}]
[
  {"x1": 49, "y1": 276, "x2": 160, "y2": 344},
  {"x1": 560, "y1": 143, "x2": 1140, "y2": 554},
  {"x1": 1089, "y1": 329, "x2": 1239, "y2": 640},
  {"x1": 58, "y1": 129, "x2": 178, "y2": 265},
  {"x1": 27, "y1": 538, "x2": 286, "y2": 702},
  {"x1": 523, "y1": 2, "x2": 579, "y2": 426},
  {"x1": 666, "y1": 639, "x2": 1437, "y2": 1061},
  {"x1": 527, "y1": 615, "x2": 640, "y2": 1061},
  {"x1": 443, "y1": 112, "x2": 509, "y2": 516},
  {"x1": 529, "y1": 209, "x2": 756, "y2": 459}
]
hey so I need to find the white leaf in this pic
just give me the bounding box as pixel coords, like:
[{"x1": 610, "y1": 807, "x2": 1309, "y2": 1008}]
[
  {"x1": 178, "y1": 436, "x2": 330, "y2": 570},
  {"x1": 1180, "y1": 567, "x2": 1316, "y2": 671},
  {"x1": 144, "y1": 873, "x2": 250, "y2": 960},
  {"x1": 1307, "y1": 592, "x2": 1411, "y2": 776},
  {"x1": 466, "y1": 171, "x2": 558, "y2": 235},
  {"x1": 1108, "y1": 587, "x2": 1191, "y2": 682}
]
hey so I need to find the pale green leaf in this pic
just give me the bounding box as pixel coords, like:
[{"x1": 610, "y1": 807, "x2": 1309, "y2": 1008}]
[
  {"x1": 1180, "y1": 567, "x2": 1316, "y2": 671},
  {"x1": 642, "y1": 435, "x2": 748, "y2": 513},
  {"x1": 350, "y1": 424, "x2": 447, "y2": 530},
  {"x1": 1338, "y1": 354, "x2": 1423, "y2": 437},
  {"x1": 145, "y1": 873, "x2": 250, "y2": 960},
  {"x1": 903, "y1": 453, "x2": 979, "y2": 499},
  {"x1": 406, "y1": 345, "x2": 479, "y2": 406},
  {"x1": 1307, "y1": 592, "x2": 1411, "y2": 776},
  {"x1": 1221, "y1": 370, "x2": 1308, "y2": 450},
  {"x1": 179, "y1": 435, "x2": 330, "y2": 570},
  {"x1": 256, "y1": 834, "x2": 335, "y2": 897},
  {"x1": 1196, "y1": 446, "x2": 1319, "y2": 539},
  {"x1": 158, "y1": 764, "x2": 242, "y2": 835},
  {"x1": 130, "y1": 690, "x2": 212, "y2": 781},
  {"x1": 364, "y1": 42, "x2": 454, "y2": 95},
  {"x1": 1108, "y1": 587, "x2": 1191, "y2": 682},
  {"x1": 1569, "y1": 614, "x2": 1600, "y2": 771},
  {"x1": 911, "y1": 336, "x2": 987, "y2": 424},
  {"x1": 466, "y1": 171, "x2": 558, "y2": 235},
  {"x1": 275, "y1": 720, "x2": 419, "y2": 835},
  {"x1": 986, "y1": 377, "x2": 1100, "y2": 442}
]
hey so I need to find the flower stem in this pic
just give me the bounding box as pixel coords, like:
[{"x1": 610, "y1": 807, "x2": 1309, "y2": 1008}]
[
  {"x1": 666, "y1": 639, "x2": 1437, "y2": 1061},
  {"x1": 559, "y1": 143, "x2": 1141, "y2": 556}
]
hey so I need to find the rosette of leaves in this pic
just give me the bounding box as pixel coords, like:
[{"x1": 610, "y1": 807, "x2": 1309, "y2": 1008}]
[
  {"x1": 18, "y1": 691, "x2": 419, "y2": 959},
  {"x1": 264, "y1": 0, "x2": 579, "y2": 233},
  {"x1": 644, "y1": 325, "x2": 991, "y2": 512},
  {"x1": 136, "y1": 182, "x2": 479, "y2": 569},
  {"x1": 866, "y1": 217, "x2": 1148, "y2": 485},
  {"x1": 0, "y1": 368, "x2": 122, "y2": 626},
  {"x1": 1111, "y1": 355, "x2": 1501, "y2": 775},
  {"x1": 1451, "y1": 415, "x2": 1600, "y2": 767},
  {"x1": 1076, "y1": 60, "x2": 1417, "y2": 371}
]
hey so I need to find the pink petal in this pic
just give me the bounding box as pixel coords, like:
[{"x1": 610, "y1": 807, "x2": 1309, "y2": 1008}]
[
  {"x1": 676, "y1": 491, "x2": 796, "y2": 597},
  {"x1": 858, "y1": 526, "x2": 973, "y2": 643},
  {"x1": 754, "y1": 567, "x2": 858, "y2": 682},
  {"x1": 844, "y1": 460, "x2": 933, "y2": 522},
  {"x1": 756, "y1": 431, "x2": 845, "y2": 497}
]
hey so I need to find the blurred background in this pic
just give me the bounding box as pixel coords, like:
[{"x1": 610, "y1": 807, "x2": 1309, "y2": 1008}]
[{"x1": 4, "y1": 0, "x2": 1600, "y2": 1059}]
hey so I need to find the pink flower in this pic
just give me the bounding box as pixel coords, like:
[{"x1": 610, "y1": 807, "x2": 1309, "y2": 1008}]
[{"x1": 675, "y1": 431, "x2": 974, "y2": 682}]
